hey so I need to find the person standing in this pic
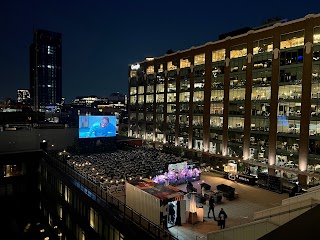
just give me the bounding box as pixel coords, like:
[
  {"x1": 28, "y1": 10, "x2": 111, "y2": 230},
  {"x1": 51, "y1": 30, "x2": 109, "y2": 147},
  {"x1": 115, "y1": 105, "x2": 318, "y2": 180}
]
[
  {"x1": 168, "y1": 203, "x2": 175, "y2": 224},
  {"x1": 207, "y1": 195, "x2": 216, "y2": 219},
  {"x1": 218, "y1": 208, "x2": 227, "y2": 229}
]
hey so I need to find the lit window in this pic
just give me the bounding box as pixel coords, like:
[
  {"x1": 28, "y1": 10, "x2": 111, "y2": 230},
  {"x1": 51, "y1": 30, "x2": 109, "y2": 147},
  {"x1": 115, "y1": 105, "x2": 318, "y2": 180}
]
[
  {"x1": 314, "y1": 27, "x2": 320, "y2": 44},
  {"x1": 158, "y1": 64, "x2": 164, "y2": 72},
  {"x1": 146, "y1": 66, "x2": 154, "y2": 74},
  {"x1": 167, "y1": 61, "x2": 177, "y2": 71},
  {"x1": 212, "y1": 49, "x2": 225, "y2": 62},
  {"x1": 230, "y1": 45, "x2": 247, "y2": 59},
  {"x1": 194, "y1": 54, "x2": 205, "y2": 65},
  {"x1": 180, "y1": 58, "x2": 191, "y2": 68},
  {"x1": 280, "y1": 31, "x2": 304, "y2": 49}
]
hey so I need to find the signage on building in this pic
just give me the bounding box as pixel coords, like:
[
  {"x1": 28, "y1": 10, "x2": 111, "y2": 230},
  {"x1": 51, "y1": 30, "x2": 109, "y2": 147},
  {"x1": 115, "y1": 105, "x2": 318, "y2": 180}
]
[
  {"x1": 236, "y1": 174, "x2": 257, "y2": 185},
  {"x1": 131, "y1": 63, "x2": 140, "y2": 70}
]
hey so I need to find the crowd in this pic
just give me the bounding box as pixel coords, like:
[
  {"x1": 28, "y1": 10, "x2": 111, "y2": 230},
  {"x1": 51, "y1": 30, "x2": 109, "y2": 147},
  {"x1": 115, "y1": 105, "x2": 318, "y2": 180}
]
[{"x1": 67, "y1": 147, "x2": 191, "y2": 194}]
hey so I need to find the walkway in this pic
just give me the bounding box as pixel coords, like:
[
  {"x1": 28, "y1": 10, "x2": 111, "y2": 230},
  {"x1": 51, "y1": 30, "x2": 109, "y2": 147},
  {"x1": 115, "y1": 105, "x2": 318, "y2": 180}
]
[{"x1": 167, "y1": 172, "x2": 288, "y2": 240}]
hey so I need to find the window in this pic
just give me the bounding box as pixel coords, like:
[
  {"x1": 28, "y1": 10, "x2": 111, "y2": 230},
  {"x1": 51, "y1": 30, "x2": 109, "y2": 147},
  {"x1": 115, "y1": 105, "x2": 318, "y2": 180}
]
[
  {"x1": 4, "y1": 164, "x2": 25, "y2": 177},
  {"x1": 167, "y1": 61, "x2": 177, "y2": 71},
  {"x1": 146, "y1": 65, "x2": 154, "y2": 74},
  {"x1": 158, "y1": 64, "x2": 164, "y2": 72},
  {"x1": 146, "y1": 94, "x2": 153, "y2": 103},
  {"x1": 230, "y1": 44, "x2": 247, "y2": 59},
  {"x1": 156, "y1": 94, "x2": 164, "y2": 102},
  {"x1": 130, "y1": 87, "x2": 137, "y2": 95},
  {"x1": 58, "y1": 204, "x2": 63, "y2": 220},
  {"x1": 179, "y1": 92, "x2": 190, "y2": 102},
  {"x1": 212, "y1": 49, "x2": 226, "y2": 62},
  {"x1": 138, "y1": 95, "x2": 144, "y2": 103},
  {"x1": 76, "y1": 225, "x2": 85, "y2": 240},
  {"x1": 130, "y1": 95, "x2": 136, "y2": 104},
  {"x1": 280, "y1": 31, "x2": 304, "y2": 49},
  {"x1": 138, "y1": 86, "x2": 144, "y2": 94},
  {"x1": 314, "y1": 27, "x2": 320, "y2": 44},
  {"x1": 194, "y1": 54, "x2": 205, "y2": 65},
  {"x1": 130, "y1": 70, "x2": 137, "y2": 78},
  {"x1": 253, "y1": 38, "x2": 273, "y2": 55},
  {"x1": 64, "y1": 186, "x2": 71, "y2": 203},
  {"x1": 180, "y1": 58, "x2": 191, "y2": 68}
]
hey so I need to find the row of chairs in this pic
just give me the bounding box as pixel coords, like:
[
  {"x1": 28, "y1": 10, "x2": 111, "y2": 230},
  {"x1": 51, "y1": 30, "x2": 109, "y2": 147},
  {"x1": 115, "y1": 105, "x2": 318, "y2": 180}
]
[{"x1": 67, "y1": 147, "x2": 191, "y2": 195}]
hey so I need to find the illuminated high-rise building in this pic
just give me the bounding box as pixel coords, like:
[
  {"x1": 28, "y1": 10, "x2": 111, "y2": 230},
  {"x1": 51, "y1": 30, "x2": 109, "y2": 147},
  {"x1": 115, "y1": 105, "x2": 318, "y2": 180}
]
[{"x1": 30, "y1": 29, "x2": 62, "y2": 111}]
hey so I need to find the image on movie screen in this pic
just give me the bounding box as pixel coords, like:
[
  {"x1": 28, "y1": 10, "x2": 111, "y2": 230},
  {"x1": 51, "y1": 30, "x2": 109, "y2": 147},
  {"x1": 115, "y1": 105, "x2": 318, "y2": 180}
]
[{"x1": 78, "y1": 115, "x2": 117, "y2": 138}]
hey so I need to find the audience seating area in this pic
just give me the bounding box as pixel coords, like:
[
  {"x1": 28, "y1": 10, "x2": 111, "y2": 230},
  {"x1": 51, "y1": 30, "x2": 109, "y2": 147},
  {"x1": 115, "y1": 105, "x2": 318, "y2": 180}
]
[{"x1": 67, "y1": 147, "x2": 192, "y2": 195}]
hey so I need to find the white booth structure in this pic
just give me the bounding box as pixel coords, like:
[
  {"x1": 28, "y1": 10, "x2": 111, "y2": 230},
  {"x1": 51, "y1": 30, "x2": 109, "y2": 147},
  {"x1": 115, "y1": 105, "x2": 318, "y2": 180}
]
[{"x1": 126, "y1": 179, "x2": 186, "y2": 226}]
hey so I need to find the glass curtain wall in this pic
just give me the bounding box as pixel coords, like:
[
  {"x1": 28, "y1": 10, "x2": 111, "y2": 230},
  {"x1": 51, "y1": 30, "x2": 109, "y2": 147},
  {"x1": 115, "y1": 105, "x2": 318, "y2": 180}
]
[
  {"x1": 228, "y1": 44, "x2": 247, "y2": 158},
  {"x1": 129, "y1": 70, "x2": 137, "y2": 137},
  {"x1": 137, "y1": 68, "x2": 145, "y2": 139},
  {"x1": 210, "y1": 49, "x2": 225, "y2": 154},
  {"x1": 155, "y1": 70, "x2": 165, "y2": 141},
  {"x1": 145, "y1": 74, "x2": 155, "y2": 141},
  {"x1": 192, "y1": 54, "x2": 205, "y2": 150},
  {"x1": 276, "y1": 30, "x2": 304, "y2": 169},
  {"x1": 166, "y1": 62, "x2": 178, "y2": 145},
  {"x1": 309, "y1": 27, "x2": 320, "y2": 173},
  {"x1": 249, "y1": 38, "x2": 273, "y2": 164},
  {"x1": 179, "y1": 58, "x2": 191, "y2": 148}
]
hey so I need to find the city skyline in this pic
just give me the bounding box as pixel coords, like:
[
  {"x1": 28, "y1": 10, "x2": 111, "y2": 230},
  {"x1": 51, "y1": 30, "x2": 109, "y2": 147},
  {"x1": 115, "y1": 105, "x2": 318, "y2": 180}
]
[{"x1": 1, "y1": 0, "x2": 319, "y2": 103}]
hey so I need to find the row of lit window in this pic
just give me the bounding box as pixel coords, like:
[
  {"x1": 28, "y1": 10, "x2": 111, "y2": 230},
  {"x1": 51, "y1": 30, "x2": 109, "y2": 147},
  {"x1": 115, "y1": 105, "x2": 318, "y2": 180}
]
[{"x1": 132, "y1": 29, "x2": 320, "y2": 77}]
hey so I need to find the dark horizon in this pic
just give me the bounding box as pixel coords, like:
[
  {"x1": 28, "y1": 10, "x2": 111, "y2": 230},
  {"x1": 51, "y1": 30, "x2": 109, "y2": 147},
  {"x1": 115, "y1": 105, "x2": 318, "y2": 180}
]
[{"x1": 1, "y1": 0, "x2": 319, "y2": 103}]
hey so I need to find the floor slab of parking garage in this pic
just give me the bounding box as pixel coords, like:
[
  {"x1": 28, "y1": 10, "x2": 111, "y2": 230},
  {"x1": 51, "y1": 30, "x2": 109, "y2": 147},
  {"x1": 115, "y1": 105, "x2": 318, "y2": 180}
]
[{"x1": 115, "y1": 171, "x2": 290, "y2": 240}]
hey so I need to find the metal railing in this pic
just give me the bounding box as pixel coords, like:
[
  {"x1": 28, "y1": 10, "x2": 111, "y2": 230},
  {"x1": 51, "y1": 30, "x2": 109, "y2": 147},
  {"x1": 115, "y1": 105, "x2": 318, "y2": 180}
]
[{"x1": 43, "y1": 152, "x2": 178, "y2": 240}]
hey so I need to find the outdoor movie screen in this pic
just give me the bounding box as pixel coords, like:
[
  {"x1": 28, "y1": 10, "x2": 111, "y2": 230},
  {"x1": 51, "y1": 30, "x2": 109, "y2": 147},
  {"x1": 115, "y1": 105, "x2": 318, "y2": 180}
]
[{"x1": 78, "y1": 115, "x2": 117, "y2": 138}]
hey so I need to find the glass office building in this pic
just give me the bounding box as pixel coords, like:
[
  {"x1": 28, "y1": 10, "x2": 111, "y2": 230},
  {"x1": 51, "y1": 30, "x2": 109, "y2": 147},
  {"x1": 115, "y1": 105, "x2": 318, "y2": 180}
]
[
  {"x1": 30, "y1": 29, "x2": 62, "y2": 112},
  {"x1": 128, "y1": 14, "x2": 320, "y2": 186}
]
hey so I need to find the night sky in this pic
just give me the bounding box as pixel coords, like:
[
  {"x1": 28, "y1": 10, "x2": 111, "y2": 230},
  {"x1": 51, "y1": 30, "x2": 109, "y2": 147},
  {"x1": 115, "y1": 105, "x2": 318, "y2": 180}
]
[{"x1": 1, "y1": 0, "x2": 319, "y2": 103}]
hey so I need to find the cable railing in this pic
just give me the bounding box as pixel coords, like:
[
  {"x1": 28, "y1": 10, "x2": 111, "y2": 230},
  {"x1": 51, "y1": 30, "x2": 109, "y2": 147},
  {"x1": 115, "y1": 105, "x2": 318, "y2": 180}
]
[{"x1": 43, "y1": 152, "x2": 178, "y2": 240}]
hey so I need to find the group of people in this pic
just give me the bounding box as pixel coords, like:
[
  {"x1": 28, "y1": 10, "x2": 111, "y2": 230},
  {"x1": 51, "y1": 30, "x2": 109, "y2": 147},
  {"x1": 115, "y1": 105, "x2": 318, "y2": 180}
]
[{"x1": 208, "y1": 195, "x2": 228, "y2": 229}]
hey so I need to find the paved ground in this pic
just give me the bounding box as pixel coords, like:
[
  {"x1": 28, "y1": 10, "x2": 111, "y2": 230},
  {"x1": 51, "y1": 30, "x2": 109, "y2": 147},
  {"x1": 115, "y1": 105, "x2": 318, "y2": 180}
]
[
  {"x1": 167, "y1": 172, "x2": 289, "y2": 240},
  {"x1": 115, "y1": 171, "x2": 289, "y2": 240}
]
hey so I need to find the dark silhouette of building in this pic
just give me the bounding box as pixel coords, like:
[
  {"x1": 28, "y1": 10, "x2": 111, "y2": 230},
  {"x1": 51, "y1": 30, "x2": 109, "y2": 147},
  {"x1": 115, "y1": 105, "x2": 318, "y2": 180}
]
[{"x1": 30, "y1": 29, "x2": 62, "y2": 112}]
